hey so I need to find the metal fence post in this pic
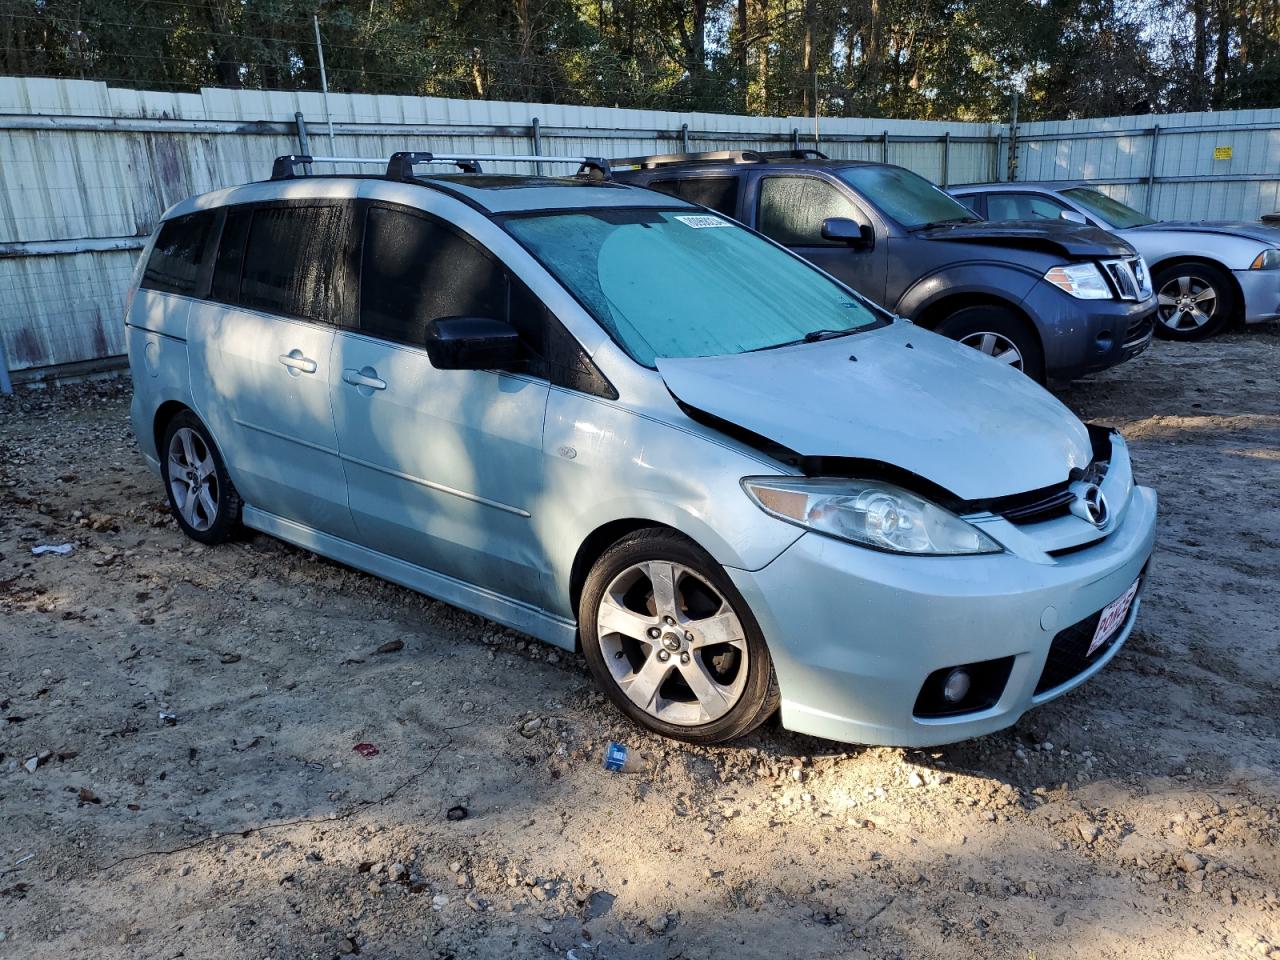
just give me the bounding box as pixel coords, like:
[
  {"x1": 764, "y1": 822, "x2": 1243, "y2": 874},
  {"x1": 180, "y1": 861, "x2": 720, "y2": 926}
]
[
  {"x1": 994, "y1": 131, "x2": 1005, "y2": 181},
  {"x1": 0, "y1": 339, "x2": 13, "y2": 395},
  {"x1": 680, "y1": 123, "x2": 689, "y2": 153},
  {"x1": 1007, "y1": 92, "x2": 1019, "y2": 182},
  {"x1": 1145, "y1": 125, "x2": 1162, "y2": 215},
  {"x1": 882, "y1": 130, "x2": 889, "y2": 163},
  {"x1": 531, "y1": 116, "x2": 542, "y2": 175},
  {"x1": 791, "y1": 128, "x2": 800, "y2": 151},
  {"x1": 942, "y1": 131, "x2": 951, "y2": 188}
]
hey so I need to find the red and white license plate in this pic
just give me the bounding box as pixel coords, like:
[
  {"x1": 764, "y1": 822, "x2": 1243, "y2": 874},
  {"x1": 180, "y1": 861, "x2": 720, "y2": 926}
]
[{"x1": 1087, "y1": 577, "x2": 1141, "y2": 657}]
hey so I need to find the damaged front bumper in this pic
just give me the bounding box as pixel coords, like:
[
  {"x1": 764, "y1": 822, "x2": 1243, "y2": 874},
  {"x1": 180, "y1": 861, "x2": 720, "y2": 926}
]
[{"x1": 726, "y1": 438, "x2": 1158, "y2": 747}]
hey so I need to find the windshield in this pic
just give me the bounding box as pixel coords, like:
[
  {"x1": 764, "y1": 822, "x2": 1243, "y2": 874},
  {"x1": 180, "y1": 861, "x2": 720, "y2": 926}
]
[
  {"x1": 837, "y1": 166, "x2": 978, "y2": 229},
  {"x1": 503, "y1": 209, "x2": 884, "y2": 366},
  {"x1": 1062, "y1": 188, "x2": 1156, "y2": 228}
]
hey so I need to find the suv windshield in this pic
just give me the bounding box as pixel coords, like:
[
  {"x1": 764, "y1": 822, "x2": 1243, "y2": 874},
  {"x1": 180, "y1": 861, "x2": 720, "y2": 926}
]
[
  {"x1": 837, "y1": 166, "x2": 977, "y2": 229},
  {"x1": 1061, "y1": 188, "x2": 1156, "y2": 228},
  {"x1": 504, "y1": 209, "x2": 884, "y2": 366}
]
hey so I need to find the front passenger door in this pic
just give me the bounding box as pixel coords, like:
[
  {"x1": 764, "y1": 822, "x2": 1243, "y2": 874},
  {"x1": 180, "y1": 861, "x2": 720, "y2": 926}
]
[
  {"x1": 755, "y1": 175, "x2": 888, "y2": 304},
  {"x1": 330, "y1": 204, "x2": 551, "y2": 606}
]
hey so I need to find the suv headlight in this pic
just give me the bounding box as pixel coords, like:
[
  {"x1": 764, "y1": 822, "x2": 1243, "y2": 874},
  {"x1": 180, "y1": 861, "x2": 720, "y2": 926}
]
[
  {"x1": 1044, "y1": 263, "x2": 1112, "y2": 300},
  {"x1": 1134, "y1": 257, "x2": 1153, "y2": 298},
  {"x1": 1250, "y1": 248, "x2": 1280, "y2": 270},
  {"x1": 742, "y1": 477, "x2": 1003, "y2": 555}
]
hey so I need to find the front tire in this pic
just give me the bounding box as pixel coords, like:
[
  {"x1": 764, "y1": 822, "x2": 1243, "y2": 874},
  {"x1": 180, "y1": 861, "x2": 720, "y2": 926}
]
[
  {"x1": 937, "y1": 305, "x2": 1046, "y2": 383},
  {"x1": 579, "y1": 529, "x2": 779, "y2": 745},
  {"x1": 160, "y1": 411, "x2": 242, "y2": 545},
  {"x1": 1152, "y1": 262, "x2": 1236, "y2": 341}
]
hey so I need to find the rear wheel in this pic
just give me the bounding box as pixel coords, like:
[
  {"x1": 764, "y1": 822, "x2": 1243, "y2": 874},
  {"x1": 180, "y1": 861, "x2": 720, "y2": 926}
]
[
  {"x1": 160, "y1": 411, "x2": 242, "y2": 544},
  {"x1": 1152, "y1": 262, "x2": 1236, "y2": 341},
  {"x1": 579, "y1": 529, "x2": 779, "y2": 744},
  {"x1": 937, "y1": 305, "x2": 1046, "y2": 383}
]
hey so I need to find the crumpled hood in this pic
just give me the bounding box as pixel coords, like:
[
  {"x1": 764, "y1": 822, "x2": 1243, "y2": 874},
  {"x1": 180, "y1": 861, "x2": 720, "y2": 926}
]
[
  {"x1": 657, "y1": 322, "x2": 1093, "y2": 500},
  {"x1": 913, "y1": 220, "x2": 1134, "y2": 259},
  {"x1": 1129, "y1": 220, "x2": 1280, "y2": 245}
]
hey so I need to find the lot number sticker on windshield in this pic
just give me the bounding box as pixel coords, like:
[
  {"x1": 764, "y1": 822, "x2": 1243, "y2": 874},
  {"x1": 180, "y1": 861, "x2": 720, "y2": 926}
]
[{"x1": 674, "y1": 215, "x2": 732, "y2": 229}]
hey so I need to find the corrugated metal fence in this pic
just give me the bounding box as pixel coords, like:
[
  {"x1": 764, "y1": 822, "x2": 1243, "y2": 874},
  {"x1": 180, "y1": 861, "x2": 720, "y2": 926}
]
[{"x1": 1, "y1": 75, "x2": 1277, "y2": 378}]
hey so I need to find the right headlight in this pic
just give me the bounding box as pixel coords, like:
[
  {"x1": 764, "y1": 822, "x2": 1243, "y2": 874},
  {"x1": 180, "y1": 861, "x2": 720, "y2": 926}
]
[
  {"x1": 1250, "y1": 248, "x2": 1280, "y2": 270},
  {"x1": 1044, "y1": 262, "x2": 1112, "y2": 300},
  {"x1": 741, "y1": 477, "x2": 1003, "y2": 555}
]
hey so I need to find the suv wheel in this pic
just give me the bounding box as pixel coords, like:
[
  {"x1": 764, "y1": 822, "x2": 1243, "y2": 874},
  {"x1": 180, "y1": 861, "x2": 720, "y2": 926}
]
[
  {"x1": 937, "y1": 305, "x2": 1046, "y2": 382},
  {"x1": 1152, "y1": 262, "x2": 1235, "y2": 341},
  {"x1": 579, "y1": 529, "x2": 779, "y2": 744},
  {"x1": 161, "y1": 411, "x2": 242, "y2": 544}
]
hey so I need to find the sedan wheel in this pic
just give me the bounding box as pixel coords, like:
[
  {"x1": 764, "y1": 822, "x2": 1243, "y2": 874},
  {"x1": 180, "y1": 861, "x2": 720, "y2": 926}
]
[
  {"x1": 958, "y1": 331, "x2": 1025, "y2": 371},
  {"x1": 1151, "y1": 262, "x2": 1236, "y2": 341},
  {"x1": 1156, "y1": 275, "x2": 1217, "y2": 333}
]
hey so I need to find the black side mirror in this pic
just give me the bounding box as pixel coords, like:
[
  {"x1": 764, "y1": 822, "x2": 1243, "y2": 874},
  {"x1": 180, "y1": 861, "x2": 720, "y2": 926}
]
[
  {"x1": 424, "y1": 317, "x2": 521, "y2": 371},
  {"x1": 822, "y1": 217, "x2": 875, "y2": 250}
]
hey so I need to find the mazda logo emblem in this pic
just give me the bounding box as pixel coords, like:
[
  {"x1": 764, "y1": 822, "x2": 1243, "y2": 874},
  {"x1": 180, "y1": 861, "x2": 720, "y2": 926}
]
[{"x1": 1068, "y1": 482, "x2": 1109, "y2": 527}]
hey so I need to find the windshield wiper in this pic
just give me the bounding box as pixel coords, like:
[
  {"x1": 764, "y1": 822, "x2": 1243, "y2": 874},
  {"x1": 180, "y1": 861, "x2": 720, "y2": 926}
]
[
  {"x1": 748, "y1": 328, "x2": 859, "y2": 352},
  {"x1": 909, "y1": 216, "x2": 982, "y2": 232}
]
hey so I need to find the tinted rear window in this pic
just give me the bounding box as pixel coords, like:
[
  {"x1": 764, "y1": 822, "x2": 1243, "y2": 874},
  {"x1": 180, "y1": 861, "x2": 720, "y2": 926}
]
[
  {"x1": 142, "y1": 212, "x2": 216, "y2": 296},
  {"x1": 239, "y1": 205, "x2": 351, "y2": 323},
  {"x1": 650, "y1": 177, "x2": 739, "y2": 217}
]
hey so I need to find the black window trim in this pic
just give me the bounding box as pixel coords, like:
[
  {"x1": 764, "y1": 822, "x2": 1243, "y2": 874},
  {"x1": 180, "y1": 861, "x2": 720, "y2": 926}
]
[
  {"x1": 648, "y1": 174, "x2": 742, "y2": 219},
  {"x1": 754, "y1": 172, "x2": 874, "y2": 248}
]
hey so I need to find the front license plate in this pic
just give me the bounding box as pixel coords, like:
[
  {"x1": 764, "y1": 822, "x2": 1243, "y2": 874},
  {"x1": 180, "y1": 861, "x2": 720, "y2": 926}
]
[{"x1": 1087, "y1": 577, "x2": 1141, "y2": 657}]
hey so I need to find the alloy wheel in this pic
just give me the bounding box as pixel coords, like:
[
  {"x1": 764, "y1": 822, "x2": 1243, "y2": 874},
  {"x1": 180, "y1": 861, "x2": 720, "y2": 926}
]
[
  {"x1": 167, "y1": 427, "x2": 219, "y2": 532},
  {"x1": 1157, "y1": 275, "x2": 1217, "y2": 332},
  {"x1": 958, "y1": 331, "x2": 1025, "y2": 370},
  {"x1": 595, "y1": 560, "x2": 749, "y2": 726}
]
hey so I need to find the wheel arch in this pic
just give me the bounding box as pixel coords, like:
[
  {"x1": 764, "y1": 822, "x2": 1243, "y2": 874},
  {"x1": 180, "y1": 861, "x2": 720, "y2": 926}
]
[
  {"x1": 153, "y1": 399, "x2": 194, "y2": 458},
  {"x1": 913, "y1": 292, "x2": 1041, "y2": 347},
  {"x1": 568, "y1": 518, "x2": 689, "y2": 631}
]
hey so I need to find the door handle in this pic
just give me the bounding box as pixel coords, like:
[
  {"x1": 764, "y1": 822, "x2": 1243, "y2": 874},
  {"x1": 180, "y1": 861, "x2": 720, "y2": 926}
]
[
  {"x1": 278, "y1": 351, "x2": 318, "y2": 374},
  {"x1": 342, "y1": 367, "x2": 387, "y2": 391}
]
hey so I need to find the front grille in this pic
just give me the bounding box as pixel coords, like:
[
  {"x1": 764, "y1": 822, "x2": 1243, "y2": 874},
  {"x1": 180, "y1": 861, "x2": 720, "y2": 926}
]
[
  {"x1": 1101, "y1": 257, "x2": 1151, "y2": 301},
  {"x1": 1034, "y1": 581, "x2": 1141, "y2": 694},
  {"x1": 1001, "y1": 487, "x2": 1076, "y2": 525}
]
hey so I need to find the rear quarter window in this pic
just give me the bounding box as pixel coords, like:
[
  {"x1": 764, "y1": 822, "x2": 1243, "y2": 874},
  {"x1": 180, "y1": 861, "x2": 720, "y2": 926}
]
[{"x1": 141, "y1": 212, "x2": 217, "y2": 296}]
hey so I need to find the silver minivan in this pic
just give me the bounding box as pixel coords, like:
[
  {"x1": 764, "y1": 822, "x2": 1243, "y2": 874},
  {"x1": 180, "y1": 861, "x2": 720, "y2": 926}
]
[{"x1": 125, "y1": 153, "x2": 1157, "y2": 747}]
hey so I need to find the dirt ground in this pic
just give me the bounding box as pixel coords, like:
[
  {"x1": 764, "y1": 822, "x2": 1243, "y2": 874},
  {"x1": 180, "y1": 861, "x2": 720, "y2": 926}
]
[{"x1": 1, "y1": 329, "x2": 1279, "y2": 960}]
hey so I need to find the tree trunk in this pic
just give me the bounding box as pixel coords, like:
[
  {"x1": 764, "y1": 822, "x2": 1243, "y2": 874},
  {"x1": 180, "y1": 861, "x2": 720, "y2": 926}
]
[
  {"x1": 737, "y1": 0, "x2": 749, "y2": 111},
  {"x1": 1212, "y1": 0, "x2": 1230, "y2": 107},
  {"x1": 1193, "y1": 0, "x2": 1209, "y2": 108},
  {"x1": 801, "y1": 0, "x2": 816, "y2": 116}
]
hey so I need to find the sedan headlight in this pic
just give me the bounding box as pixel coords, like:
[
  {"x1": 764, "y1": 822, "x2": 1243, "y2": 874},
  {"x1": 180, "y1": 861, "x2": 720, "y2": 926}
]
[
  {"x1": 742, "y1": 477, "x2": 1003, "y2": 555},
  {"x1": 1044, "y1": 263, "x2": 1112, "y2": 300},
  {"x1": 1250, "y1": 248, "x2": 1280, "y2": 270}
]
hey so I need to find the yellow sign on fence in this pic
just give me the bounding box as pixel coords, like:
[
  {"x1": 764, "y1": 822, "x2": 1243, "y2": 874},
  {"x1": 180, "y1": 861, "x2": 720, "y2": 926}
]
[{"x1": 1213, "y1": 145, "x2": 1233, "y2": 160}]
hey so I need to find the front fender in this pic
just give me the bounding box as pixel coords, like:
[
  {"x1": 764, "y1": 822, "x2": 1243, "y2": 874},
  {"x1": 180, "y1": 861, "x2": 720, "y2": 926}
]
[
  {"x1": 894, "y1": 260, "x2": 1044, "y2": 322},
  {"x1": 537, "y1": 389, "x2": 804, "y2": 620}
]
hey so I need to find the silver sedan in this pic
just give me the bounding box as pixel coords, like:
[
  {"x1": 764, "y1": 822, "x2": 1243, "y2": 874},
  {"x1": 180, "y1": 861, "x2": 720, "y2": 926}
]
[{"x1": 953, "y1": 182, "x2": 1280, "y2": 341}]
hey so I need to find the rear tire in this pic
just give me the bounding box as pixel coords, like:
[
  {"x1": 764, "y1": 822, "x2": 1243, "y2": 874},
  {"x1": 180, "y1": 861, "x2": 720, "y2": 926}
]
[
  {"x1": 579, "y1": 528, "x2": 779, "y2": 745},
  {"x1": 937, "y1": 305, "x2": 1046, "y2": 383},
  {"x1": 160, "y1": 411, "x2": 242, "y2": 545},
  {"x1": 1152, "y1": 262, "x2": 1236, "y2": 341}
]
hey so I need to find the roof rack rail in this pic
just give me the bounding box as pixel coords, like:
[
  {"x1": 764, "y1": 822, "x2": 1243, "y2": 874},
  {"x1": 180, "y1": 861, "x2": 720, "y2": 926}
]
[
  {"x1": 385, "y1": 152, "x2": 611, "y2": 181},
  {"x1": 269, "y1": 153, "x2": 612, "y2": 181},
  {"x1": 270, "y1": 154, "x2": 487, "y2": 180},
  {"x1": 610, "y1": 148, "x2": 829, "y2": 170}
]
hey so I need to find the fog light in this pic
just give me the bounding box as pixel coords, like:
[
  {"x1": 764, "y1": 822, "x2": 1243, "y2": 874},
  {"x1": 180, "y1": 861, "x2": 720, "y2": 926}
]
[{"x1": 942, "y1": 668, "x2": 971, "y2": 703}]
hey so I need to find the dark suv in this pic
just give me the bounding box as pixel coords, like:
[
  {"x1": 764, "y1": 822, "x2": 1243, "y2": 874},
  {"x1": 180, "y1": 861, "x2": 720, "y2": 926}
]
[{"x1": 614, "y1": 150, "x2": 1156, "y2": 383}]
